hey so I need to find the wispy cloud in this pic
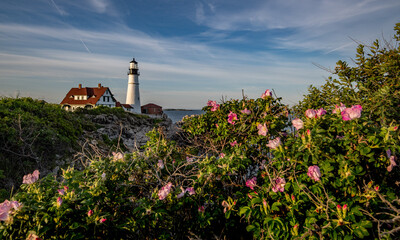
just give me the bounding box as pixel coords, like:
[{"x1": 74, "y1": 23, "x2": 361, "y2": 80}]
[
  {"x1": 1, "y1": 0, "x2": 399, "y2": 108},
  {"x1": 88, "y1": 0, "x2": 109, "y2": 13},
  {"x1": 48, "y1": 0, "x2": 68, "y2": 16}
]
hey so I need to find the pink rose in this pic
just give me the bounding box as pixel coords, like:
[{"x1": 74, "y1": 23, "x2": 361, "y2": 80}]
[
  {"x1": 257, "y1": 123, "x2": 268, "y2": 136},
  {"x1": 241, "y1": 108, "x2": 251, "y2": 114},
  {"x1": 333, "y1": 103, "x2": 346, "y2": 114},
  {"x1": 341, "y1": 105, "x2": 362, "y2": 121},
  {"x1": 307, "y1": 165, "x2": 321, "y2": 181},
  {"x1": 291, "y1": 118, "x2": 304, "y2": 130},
  {"x1": 230, "y1": 141, "x2": 238, "y2": 147},
  {"x1": 100, "y1": 218, "x2": 107, "y2": 223},
  {"x1": 227, "y1": 111, "x2": 238, "y2": 125},
  {"x1": 22, "y1": 170, "x2": 40, "y2": 184},
  {"x1": 305, "y1": 109, "x2": 317, "y2": 118},
  {"x1": 316, "y1": 108, "x2": 326, "y2": 117},
  {"x1": 266, "y1": 137, "x2": 281, "y2": 149},
  {"x1": 261, "y1": 89, "x2": 272, "y2": 99},
  {"x1": 186, "y1": 187, "x2": 195, "y2": 195},
  {"x1": 272, "y1": 177, "x2": 286, "y2": 192},
  {"x1": 0, "y1": 200, "x2": 21, "y2": 222},
  {"x1": 207, "y1": 100, "x2": 220, "y2": 112},
  {"x1": 158, "y1": 182, "x2": 173, "y2": 200},
  {"x1": 246, "y1": 177, "x2": 257, "y2": 190}
]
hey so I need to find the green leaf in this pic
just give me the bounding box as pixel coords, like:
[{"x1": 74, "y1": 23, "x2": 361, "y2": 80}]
[
  {"x1": 246, "y1": 224, "x2": 256, "y2": 232},
  {"x1": 344, "y1": 235, "x2": 353, "y2": 240},
  {"x1": 239, "y1": 206, "x2": 251, "y2": 216},
  {"x1": 353, "y1": 228, "x2": 364, "y2": 239},
  {"x1": 360, "y1": 220, "x2": 372, "y2": 229},
  {"x1": 359, "y1": 227, "x2": 369, "y2": 237},
  {"x1": 271, "y1": 202, "x2": 282, "y2": 211}
]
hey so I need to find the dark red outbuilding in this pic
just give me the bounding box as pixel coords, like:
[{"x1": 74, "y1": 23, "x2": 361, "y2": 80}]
[{"x1": 141, "y1": 103, "x2": 163, "y2": 115}]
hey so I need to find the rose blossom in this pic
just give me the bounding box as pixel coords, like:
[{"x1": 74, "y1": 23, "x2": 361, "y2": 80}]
[
  {"x1": 257, "y1": 123, "x2": 268, "y2": 136},
  {"x1": 158, "y1": 182, "x2": 173, "y2": 200},
  {"x1": 0, "y1": 200, "x2": 22, "y2": 222},
  {"x1": 272, "y1": 177, "x2": 286, "y2": 192},
  {"x1": 207, "y1": 100, "x2": 214, "y2": 106},
  {"x1": 305, "y1": 109, "x2": 317, "y2": 118},
  {"x1": 207, "y1": 100, "x2": 220, "y2": 112},
  {"x1": 333, "y1": 103, "x2": 346, "y2": 114},
  {"x1": 341, "y1": 105, "x2": 362, "y2": 121},
  {"x1": 227, "y1": 111, "x2": 238, "y2": 125},
  {"x1": 22, "y1": 170, "x2": 40, "y2": 184},
  {"x1": 186, "y1": 187, "x2": 195, "y2": 195},
  {"x1": 292, "y1": 118, "x2": 304, "y2": 130},
  {"x1": 266, "y1": 137, "x2": 281, "y2": 149},
  {"x1": 246, "y1": 177, "x2": 257, "y2": 190},
  {"x1": 241, "y1": 108, "x2": 251, "y2": 114},
  {"x1": 316, "y1": 108, "x2": 327, "y2": 117},
  {"x1": 307, "y1": 165, "x2": 321, "y2": 181},
  {"x1": 261, "y1": 89, "x2": 272, "y2": 99},
  {"x1": 230, "y1": 141, "x2": 238, "y2": 147},
  {"x1": 100, "y1": 218, "x2": 107, "y2": 223}
]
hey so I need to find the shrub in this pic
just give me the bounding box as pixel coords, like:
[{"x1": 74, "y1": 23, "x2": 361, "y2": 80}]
[{"x1": 294, "y1": 23, "x2": 400, "y2": 126}]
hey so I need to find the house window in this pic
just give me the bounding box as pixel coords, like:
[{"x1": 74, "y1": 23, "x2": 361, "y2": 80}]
[{"x1": 103, "y1": 96, "x2": 110, "y2": 102}]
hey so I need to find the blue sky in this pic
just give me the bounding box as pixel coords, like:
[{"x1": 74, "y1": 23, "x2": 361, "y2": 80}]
[{"x1": 1, "y1": 0, "x2": 399, "y2": 109}]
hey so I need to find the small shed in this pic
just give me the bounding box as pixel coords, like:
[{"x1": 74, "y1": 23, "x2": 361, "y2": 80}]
[{"x1": 141, "y1": 103, "x2": 163, "y2": 115}]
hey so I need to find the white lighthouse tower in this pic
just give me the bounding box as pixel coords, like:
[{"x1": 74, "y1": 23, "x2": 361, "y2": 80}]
[{"x1": 126, "y1": 58, "x2": 141, "y2": 113}]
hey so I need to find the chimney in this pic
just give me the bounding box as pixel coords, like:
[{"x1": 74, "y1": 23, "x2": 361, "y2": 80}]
[
  {"x1": 98, "y1": 83, "x2": 101, "y2": 88},
  {"x1": 79, "y1": 84, "x2": 82, "y2": 89}
]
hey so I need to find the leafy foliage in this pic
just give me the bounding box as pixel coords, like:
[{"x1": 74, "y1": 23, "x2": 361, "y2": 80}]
[
  {"x1": 294, "y1": 23, "x2": 400, "y2": 126},
  {"x1": 0, "y1": 97, "x2": 86, "y2": 193}
]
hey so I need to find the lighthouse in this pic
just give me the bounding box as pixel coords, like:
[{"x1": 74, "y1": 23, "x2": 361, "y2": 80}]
[{"x1": 126, "y1": 58, "x2": 141, "y2": 113}]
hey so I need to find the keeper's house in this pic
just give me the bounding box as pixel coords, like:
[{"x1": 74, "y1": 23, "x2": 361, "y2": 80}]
[{"x1": 60, "y1": 83, "x2": 116, "y2": 111}]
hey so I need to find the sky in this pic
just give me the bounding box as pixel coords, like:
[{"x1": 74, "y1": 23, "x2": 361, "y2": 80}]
[{"x1": 0, "y1": 0, "x2": 399, "y2": 109}]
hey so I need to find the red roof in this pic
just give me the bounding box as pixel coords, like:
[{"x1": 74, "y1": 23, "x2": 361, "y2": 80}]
[
  {"x1": 60, "y1": 85, "x2": 111, "y2": 105},
  {"x1": 141, "y1": 103, "x2": 162, "y2": 109},
  {"x1": 116, "y1": 102, "x2": 132, "y2": 109}
]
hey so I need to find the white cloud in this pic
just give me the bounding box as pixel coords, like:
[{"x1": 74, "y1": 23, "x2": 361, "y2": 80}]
[{"x1": 89, "y1": 0, "x2": 109, "y2": 13}]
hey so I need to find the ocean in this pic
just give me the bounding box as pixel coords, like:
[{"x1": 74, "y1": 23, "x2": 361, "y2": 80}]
[{"x1": 163, "y1": 110, "x2": 205, "y2": 123}]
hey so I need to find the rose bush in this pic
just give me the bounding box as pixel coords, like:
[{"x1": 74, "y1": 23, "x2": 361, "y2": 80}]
[{"x1": 0, "y1": 91, "x2": 399, "y2": 239}]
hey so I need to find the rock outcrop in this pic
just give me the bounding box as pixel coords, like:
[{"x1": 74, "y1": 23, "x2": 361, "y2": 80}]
[{"x1": 81, "y1": 112, "x2": 174, "y2": 152}]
